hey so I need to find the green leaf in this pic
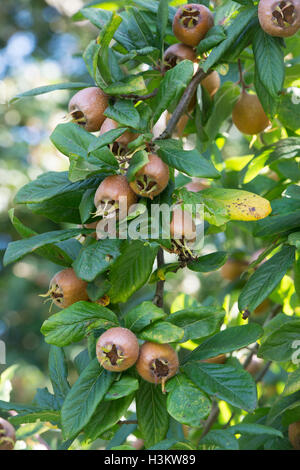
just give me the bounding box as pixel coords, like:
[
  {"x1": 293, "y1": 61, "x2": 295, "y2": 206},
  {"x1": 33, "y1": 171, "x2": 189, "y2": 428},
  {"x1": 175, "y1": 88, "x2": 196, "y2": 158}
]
[
  {"x1": 183, "y1": 324, "x2": 263, "y2": 363},
  {"x1": 103, "y1": 75, "x2": 147, "y2": 95},
  {"x1": 203, "y1": 7, "x2": 257, "y2": 72},
  {"x1": 104, "y1": 99, "x2": 140, "y2": 128},
  {"x1": 4, "y1": 228, "x2": 86, "y2": 266},
  {"x1": 9, "y1": 410, "x2": 61, "y2": 426},
  {"x1": 228, "y1": 423, "x2": 283, "y2": 438},
  {"x1": 139, "y1": 321, "x2": 184, "y2": 343},
  {"x1": 41, "y1": 301, "x2": 119, "y2": 347},
  {"x1": 258, "y1": 319, "x2": 300, "y2": 362},
  {"x1": 157, "y1": 140, "x2": 219, "y2": 178},
  {"x1": 168, "y1": 307, "x2": 225, "y2": 342},
  {"x1": 11, "y1": 82, "x2": 90, "y2": 103},
  {"x1": 127, "y1": 150, "x2": 149, "y2": 182},
  {"x1": 83, "y1": 40, "x2": 105, "y2": 88},
  {"x1": 157, "y1": 0, "x2": 169, "y2": 51},
  {"x1": 252, "y1": 28, "x2": 285, "y2": 98},
  {"x1": 152, "y1": 60, "x2": 194, "y2": 123},
  {"x1": 136, "y1": 380, "x2": 169, "y2": 448},
  {"x1": 124, "y1": 301, "x2": 166, "y2": 333},
  {"x1": 166, "y1": 375, "x2": 211, "y2": 426},
  {"x1": 188, "y1": 251, "x2": 228, "y2": 272},
  {"x1": 238, "y1": 246, "x2": 296, "y2": 313},
  {"x1": 109, "y1": 240, "x2": 158, "y2": 303},
  {"x1": 278, "y1": 91, "x2": 300, "y2": 131},
  {"x1": 267, "y1": 392, "x2": 300, "y2": 425},
  {"x1": 61, "y1": 359, "x2": 114, "y2": 439},
  {"x1": 183, "y1": 362, "x2": 257, "y2": 412},
  {"x1": 87, "y1": 127, "x2": 129, "y2": 154},
  {"x1": 204, "y1": 82, "x2": 240, "y2": 140},
  {"x1": 79, "y1": 189, "x2": 96, "y2": 224},
  {"x1": 8, "y1": 209, "x2": 78, "y2": 267},
  {"x1": 84, "y1": 394, "x2": 134, "y2": 441},
  {"x1": 197, "y1": 25, "x2": 227, "y2": 54},
  {"x1": 200, "y1": 429, "x2": 239, "y2": 450},
  {"x1": 73, "y1": 239, "x2": 123, "y2": 282},
  {"x1": 254, "y1": 70, "x2": 279, "y2": 118},
  {"x1": 104, "y1": 376, "x2": 139, "y2": 401},
  {"x1": 48, "y1": 346, "x2": 70, "y2": 405},
  {"x1": 98, "y1": 13, "x2": 123, "y2": 85}
]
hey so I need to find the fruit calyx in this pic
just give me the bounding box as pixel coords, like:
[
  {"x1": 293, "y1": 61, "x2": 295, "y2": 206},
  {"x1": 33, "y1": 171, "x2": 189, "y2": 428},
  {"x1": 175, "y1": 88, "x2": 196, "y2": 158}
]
[
  {"x1": 272, "y1": 1, "x2": 296, "y2": 27},
  {"x1": 179, "y1": 6, "x2": 202, "y2": 28},
  {"x1": 40, "y1": 268, "x2": 88, "y2": 310},
  {"x1": 94, "y1": 175, "x2": 138, "y2": 219},
  {"x1": 99, "y1": 343, "x2": 126, "y2": 367},
  {"x1": 96, "y1": 327, "x2": 139, "y2": 372},
  {"x1": 129, "y1": 153, "x2": 169, "y2": 199},
  {"x1": 170, "y1": 207, "x2": 197, "y2": 260}
]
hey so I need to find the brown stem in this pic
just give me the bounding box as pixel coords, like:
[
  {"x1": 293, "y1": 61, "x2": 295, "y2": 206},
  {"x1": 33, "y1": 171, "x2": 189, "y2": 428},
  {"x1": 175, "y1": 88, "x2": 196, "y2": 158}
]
[
  {"x1": 154, "y1": 248, "x2": 165, "y2": 308},
  {"x1": 157, "y1": 68, "x2": 212, "y2": 141},
  {"x1": 199, "y1": 401, "x2": 219, "y2": 441},
  {"x1": 237, "y1": 59, "x2": 250, "y2": 91},
  {"x1": 118, "y1": 420, "x2": 138, "y2": 425},
  {"x1": 119, "y1": 89, "x2": 158, "y2": 102},
  {"x1": 255, "y1": 361, "x2": 272, "y2": 384}
]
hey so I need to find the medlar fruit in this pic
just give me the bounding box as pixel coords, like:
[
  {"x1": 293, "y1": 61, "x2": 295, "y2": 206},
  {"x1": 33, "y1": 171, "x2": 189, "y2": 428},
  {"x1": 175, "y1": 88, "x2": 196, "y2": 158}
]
[
  {"x1": 185, "y1": 178, "x2": 209, "y2": 192},
  {"x1": 202, "y1": 354, "x2": 227, "y2": 364},
  {"x1": 100, "y1": 118, "x2": 138, "y2": 147},
  {"x1": 129, "y1": 153, "x2": 169, "y2": 199},
  {"x1": 0, "y1": 418, "x2": 16, "y2": 451},
  {"x1": 246, "y1": 356, "x2": 264, "y2": 377},
  {"x1": 173, "y1": 4, "x2": 214, "y2": 46},
  {"x1": 220, "y1": 259, "x2": 248, "y2": 281},
  {"x1": 68, "y1": 87, "x2": 108, "y2": 132},
  {"x1": 232, "y1": 91, "x2": 270, "y2": 135},
  {"x1": 170, "y1": 206, "x2": 196, "y2": 256},
  {"x1": 136, "y1": 342, "x2": 179, "y2": 392},
  {"x1": 258, "y1": 0, "x2": 300, "y2": 37},
  {"x1": 41, "y1": 268, "x2": 89, "y2": 309},
  {"x1": 96, "y1": 327, "x2": 139, "y2": 372},
  {"x1": 163, "y1": 43, "x2": 197, "y2": 71},
  {"x1": 94, "y1": 175, "x2": 138, "y2": 219},
  {"x1": 289, "y1": 421, "x2": 300, "y2": 449},
  {"x1": 201, "y1": 71, "x2": 221, "y2": 97}
]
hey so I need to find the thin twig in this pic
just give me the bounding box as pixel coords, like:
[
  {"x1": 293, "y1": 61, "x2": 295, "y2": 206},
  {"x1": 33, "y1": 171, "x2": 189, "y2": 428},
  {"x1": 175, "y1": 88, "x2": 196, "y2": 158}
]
[
  {"x1": 119, "y1": 89, "x2": 158, "y2": 102},
  {"x1": 157, "y1": 68, "x2": 212, "y2": 141},
  {"x1": 199, "y1": 401, "x2": 219, "y2": 441},
  {"x1": 118, "y1": 420, "x2": 138, "y2": 425},
  {"x1": 154, "y1": 248, "x2": 165, "y2": 308},
  {"x1": 255, "y1": 361, "x2": 272, "y2": 384}
]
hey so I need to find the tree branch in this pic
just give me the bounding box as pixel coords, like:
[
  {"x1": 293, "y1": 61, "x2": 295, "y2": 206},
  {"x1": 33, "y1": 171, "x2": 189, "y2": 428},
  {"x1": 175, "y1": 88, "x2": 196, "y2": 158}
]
[
  {"x1": 119, "y1": 89, "x2": 158, "y2": 102},
  {"x1": 199, "y1": 401, "x2": 219, "y2": 441},
  {"x1": 154, "y1": 248, "x2": 165, "y2": 308},
  {"x1": 157, "y1": 68, "x2": 211, "y2": 141}
]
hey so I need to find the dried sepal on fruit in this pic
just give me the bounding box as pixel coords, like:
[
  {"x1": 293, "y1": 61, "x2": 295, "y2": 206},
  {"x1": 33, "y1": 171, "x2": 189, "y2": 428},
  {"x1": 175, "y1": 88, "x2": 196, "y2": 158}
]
[
  {"x1": 232, "y1": 90, "x2": 270, "y2": 135},
  {"x1": 136, "y1": 342, "x2": 179, "y2": 392},
  {"x1": 170, "y1": 206, "x2": 197, "y2": 258},
  {"x1": 40, "y1": 268, "x2": 89, "y2": 310},
  {"x1": 258, "y1": 0, "x2": 300, "y2": 37},
  {"x1": 68, "y1": 87, "x2": 108, "y2": 132},
  {"x1": 173, "y1": 3, "x2": 214, "y2": 46},
  {"x1": 129, "y1": 153, "x2": 169, "y2": 199},
  {"x1": 94, "y1": 175, "x2": 138, "y2": 219},
  {"x1": 0, "y1": 418, "x2": 16, "y2": 451},
  {"x1": 96, "y1": 327, "x2": 139, "y2": 372}
]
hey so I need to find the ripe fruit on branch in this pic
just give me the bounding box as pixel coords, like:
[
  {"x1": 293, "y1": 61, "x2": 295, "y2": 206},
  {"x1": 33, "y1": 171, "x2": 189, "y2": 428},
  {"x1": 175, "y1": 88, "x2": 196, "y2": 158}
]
[
  {"x1": 173, "y1": 4, "x2": 214, "y2": 46},
  {"x1": 94, "y1": 175, "x2": 138, "y2": 219},
  {"x1": 245, "y1": 357, "x2": 264, "y2": 377},
  {"x1": 289, "y1": 421, "x2": 300, "y2": 449},
  {"x1": 258, "y1": 0, "x2": 300, "y2": 37},
  {"x1": 201, "y1": 71, "x2": 221, "y2": 97},
  {"x1": 40, "y1": 268, "x2": 89, "y2": 309},
  {"x1": 202, "y1": 354, "x2": 226, "y2": 364},
  {"x1": 220, "y1": 259, "x2": 248, "y2": 281},
  {"x1": 129, "y1": 153, "x2": 169, "y2": 199},
  {"x1": 0, "y1": 418, "x2": 16, "y2": 451},
  {"x1": 163, "y1": 43, "x2": 197, "y2": 70},
  {"x1": 185, "y1": 178, "x2": 209, "y2": 192},
  {"x1": 100, "y1": 118, "x2": 138, "y2": 147},
  {"x1": 96, "y1": 327, "x2": 139, "y2": 372},
  {"x1": 170, "y1": 206, "x2": 196, "y2": 257},
  {"x1": 68, "y1": 87, "x2": 108, "y2": 132},
  {"x1": 232, "y1": 91, "x2": 270, "y2": 135},
  {"x1": 136, "y1": 342, "x2": 179, "y2": 392}
]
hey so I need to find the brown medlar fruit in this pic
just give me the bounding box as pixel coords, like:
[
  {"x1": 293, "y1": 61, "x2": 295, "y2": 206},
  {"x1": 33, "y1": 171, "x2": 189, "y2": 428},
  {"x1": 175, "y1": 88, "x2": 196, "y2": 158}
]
[
  {"x1": 163, "y1": 43, "x2": 197, "y2": 71},
  {"x1": 232, "y1": 91, "x2": 270, "y2": 135},
  {"x1": 136, "y1": 342, "x2": 179, "y2": 392},
  {"x1": 246, "y1": 356, "x2": 264, "y2": 377},
  {"x1": 220, "y1": 259, "x2": 248, "y2": 281},
  {"x1": 100, "y1": 118, "x2": 138, "y2": 147},
  {"x1": 41, "y1": 268, "x2": 89, "y2": 309},
  {"x1": 0, "y1": 418, "x2": 16, "y2": 451},
  {"x1": 258, "y1": 0, "x2": 300, "y2": 37},
  {"x1": 173, "y1": 4, "x2": 214, "y2": 46},
  {"x1": 96, "y1": 327, "x2": 139, "y2": 372},
  {"x1": 201, "y1": 71, "x2": 221, "y2": 97},
  {"x1": 185, "y1": 178, "x2": 209, "y2": 192},
  {"x1": 68, "y1": 87, "x2": 108, "y2": 132},
  {"x1": 129, "y1": 153, "x2": 169, "y2": 199},
  {"x1": 289, "y1": 421, "x2": 300, "y2": 449},
  {"x1": 94, "y1": 175, "x2": 138, "y2": 219},
  {"x1": 170, "y1": 206, "x2": 196, "y2": 256}
]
